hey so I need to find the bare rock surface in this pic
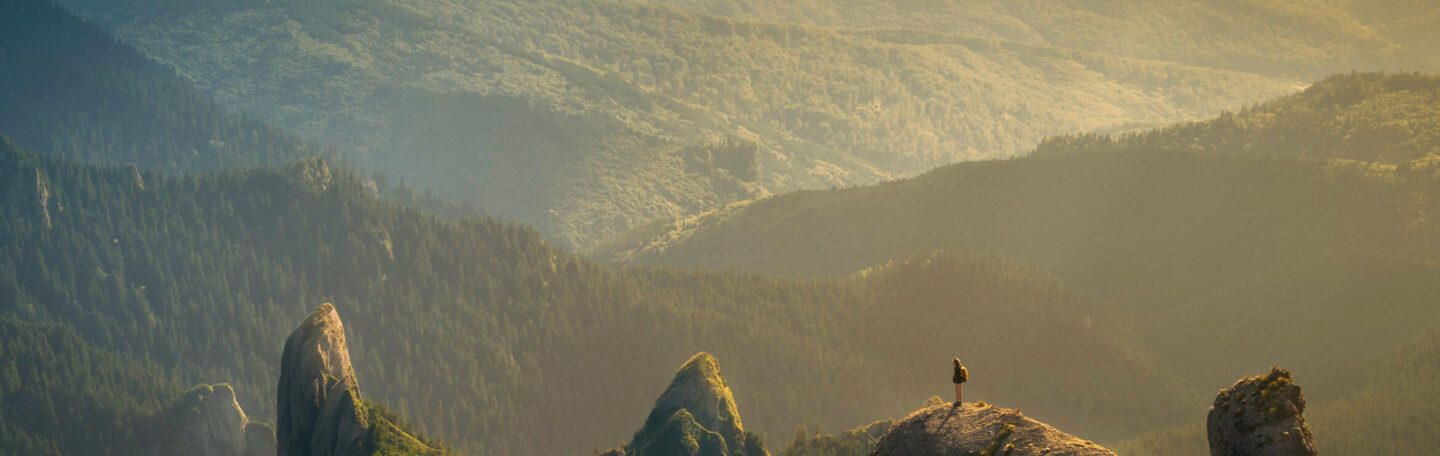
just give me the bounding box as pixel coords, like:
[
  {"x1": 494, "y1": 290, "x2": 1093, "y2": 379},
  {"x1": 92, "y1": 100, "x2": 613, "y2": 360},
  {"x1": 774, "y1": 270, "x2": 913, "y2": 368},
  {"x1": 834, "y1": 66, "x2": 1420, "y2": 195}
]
[
  {"x1": 644, "y1": 352, "x2": 746, "y2": 444},
  {"x1": 871, "y1": 403, "x2": 1115, "y2": 456},
  {"x1": 277, "y1": 303, "x2": 369, "y2": 456},
  {"x1": 1207, "y1": 367, "x2": 1316, "y2": 456},
  {"x1": 606, "y1": 352, "x2": 768, "y2": 456}
]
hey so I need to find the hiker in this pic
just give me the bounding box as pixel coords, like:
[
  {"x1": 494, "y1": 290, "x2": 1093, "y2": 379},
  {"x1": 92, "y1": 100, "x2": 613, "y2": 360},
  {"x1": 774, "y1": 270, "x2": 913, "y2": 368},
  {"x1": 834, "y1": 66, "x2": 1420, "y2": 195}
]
[{"x1": 952, "y1": 358, "x2": 968, "y2": 404}]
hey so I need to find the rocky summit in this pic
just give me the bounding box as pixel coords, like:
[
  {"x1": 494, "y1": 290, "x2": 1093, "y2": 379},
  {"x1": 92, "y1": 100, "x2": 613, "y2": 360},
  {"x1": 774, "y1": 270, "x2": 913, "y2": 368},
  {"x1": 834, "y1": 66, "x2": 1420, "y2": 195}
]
[
  {"x1": 605, "y1": 352, "x2": 768, "y2": 456},
  {"x1": 1207, "y1": 367, "x2": 1316, "y2": 456},
  {"x1": 871, "y1": 403, "x2": 1115, "y2": 456},
  {"x1": 277, "y1": 303, "x2": 369, "y2": 456}
]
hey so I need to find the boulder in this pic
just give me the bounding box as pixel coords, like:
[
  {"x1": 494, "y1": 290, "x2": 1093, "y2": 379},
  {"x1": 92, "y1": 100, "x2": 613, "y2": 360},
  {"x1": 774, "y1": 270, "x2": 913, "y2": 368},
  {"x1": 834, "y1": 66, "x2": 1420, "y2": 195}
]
[{"x1": 1206, "y1": 367, "x2": 1316, "y2": 456}]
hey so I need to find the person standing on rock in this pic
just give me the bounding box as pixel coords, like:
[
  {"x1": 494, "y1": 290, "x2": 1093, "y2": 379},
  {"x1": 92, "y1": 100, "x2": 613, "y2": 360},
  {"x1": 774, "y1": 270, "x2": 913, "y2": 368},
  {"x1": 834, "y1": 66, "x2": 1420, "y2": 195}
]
[{"x1": 952, "y1": 358, "x2": 968, "y2": 405}]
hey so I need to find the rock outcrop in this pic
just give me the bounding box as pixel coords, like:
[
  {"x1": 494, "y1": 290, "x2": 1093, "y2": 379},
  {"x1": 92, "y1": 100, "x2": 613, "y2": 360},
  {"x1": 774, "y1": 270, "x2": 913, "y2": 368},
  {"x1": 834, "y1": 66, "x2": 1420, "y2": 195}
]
[
  {"x1": 278, "y1": 303, "x2": 369, "y2": 456},
  {"x1": 871, "y1": 403, "x2": 1115, "y2": 456},
  {"x1": 129, "y1": 383, "x2": 275, "y2": 456},
  {"x1": 604, "y1": 352, "x2": 769, "y2": 456},
  {"x1": 286, "y1": 158, "x2": 332, "y2": 193},
  {"x1": 1207, "y1": 367, "x2": 1316, "y2": 456},
  {"x1": 124, "y1": 163, "x2": 145, "y2": 190},
  {"x1": 35, "y1": 167, "x2": 51, "y2": 228}
]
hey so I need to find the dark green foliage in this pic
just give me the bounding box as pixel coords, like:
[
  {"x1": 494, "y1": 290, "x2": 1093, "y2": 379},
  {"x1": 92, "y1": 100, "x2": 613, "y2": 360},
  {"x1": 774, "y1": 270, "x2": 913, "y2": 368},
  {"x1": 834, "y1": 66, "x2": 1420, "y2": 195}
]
[
  {"x1": 0, "y1": 0, "x2": 325, "y2": 171},
  {"x1": 634, "y1": 410, "x2": 730, "y2": 456},
  {"x1": 778, "y1": 421, "x2": 891, "y2": 456},
  {"x1": 361, "y1": 400, "x2": 452, "y2": 456},
  {"x1": 0, "y1": 317, "x2": 183, "y2": 455},
  {"x1": 0, "y1": 135, "x2": 1185, "y2": 455}
]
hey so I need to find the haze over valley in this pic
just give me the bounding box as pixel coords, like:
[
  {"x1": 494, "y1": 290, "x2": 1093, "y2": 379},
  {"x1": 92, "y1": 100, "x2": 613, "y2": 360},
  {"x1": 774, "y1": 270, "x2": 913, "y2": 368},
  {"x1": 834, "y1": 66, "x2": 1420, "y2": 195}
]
[{"x1": 2, "y1": 0, "x2": 1438, "y2": 455}]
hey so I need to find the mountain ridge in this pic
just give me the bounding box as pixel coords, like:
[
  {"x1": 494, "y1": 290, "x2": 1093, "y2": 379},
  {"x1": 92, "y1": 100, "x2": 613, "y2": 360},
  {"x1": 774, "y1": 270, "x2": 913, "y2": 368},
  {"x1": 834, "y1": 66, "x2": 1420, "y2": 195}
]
[{"x1": 53, "y1": 0, "x2": 1297, "y2": 248}]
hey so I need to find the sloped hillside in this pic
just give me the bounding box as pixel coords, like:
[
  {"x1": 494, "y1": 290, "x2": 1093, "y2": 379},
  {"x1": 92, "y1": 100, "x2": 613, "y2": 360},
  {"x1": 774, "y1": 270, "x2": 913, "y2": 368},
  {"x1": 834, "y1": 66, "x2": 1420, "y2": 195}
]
[
  {"x1": 651, "y1": 0, "x2": 1439, "y2": 76},
  {"x1": 1035, "y1": 72, "x2": 1440, "y2": 163},
  {"x1": 0, "y1": 135, "x2": 1190, "y2": 454},
  {"x1": 1113, "y1": 326, "x2": 1440, "y2": 455},
  {"x1": 602, "y1": 149, "x2": 1434, "y2": 315},
  {"x1": 599, "y1": 73, "x2": 1440, "y2": 316},
  {"x1": 1153, "y1": 251, "x2": 1440, "y2": 395},
  {"x1": 53, "y1": 0, "x2": 1295, "y2": 247},
  {"x1": 0, "y1": 0, "x2": 323, "y2": 171}
]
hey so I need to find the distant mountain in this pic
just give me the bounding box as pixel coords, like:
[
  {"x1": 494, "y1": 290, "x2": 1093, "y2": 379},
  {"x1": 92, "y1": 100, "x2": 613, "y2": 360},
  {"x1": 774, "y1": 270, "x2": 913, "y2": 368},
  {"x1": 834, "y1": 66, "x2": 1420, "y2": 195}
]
[
  {"x1": 649, "y1": 0, "x2": 1440, "y2": 77},
  {"x1": 0, "y1": 135, "x2": 1191, "y2": 454},
  {"x1": 52, "y1": 0, "x2": 1295, "y2": 248},
  {"x1": 0, "y1": 0, "x2": 323, "y2": 171},
  {"x1": 597, "y1": 72, "x2": 1440, "y2": 316}
]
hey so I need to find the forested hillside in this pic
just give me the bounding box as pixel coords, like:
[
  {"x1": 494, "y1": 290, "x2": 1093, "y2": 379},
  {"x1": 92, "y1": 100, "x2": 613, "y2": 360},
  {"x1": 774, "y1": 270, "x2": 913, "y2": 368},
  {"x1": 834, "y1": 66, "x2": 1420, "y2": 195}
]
[
  {"x1": 0, "y1": 135, "x2": 1192, "y2": 455},
  {"x1": 1152, "y1": 251, "x2": 1440, "y2": 396},
  {"x1": 0, "y1": 0, "x2": 323, "y2": 171},
  {"x1": 599, "y1": 72, "x2": 1440, "y2": 315},
  {"x1": 601, "y1": 149, "x2": 1438, "y2": 315},
  {"x1": 1113, "y1": 325, "x2": 1440, "y2": 455},
  {"x1": 0, "y1": 317, "x2": 182, "y2": 455},
  {"x1": 590, "y1": 73, "x2": 1440, "y2": 454},
  {"x1": 52, "y1": 0, "x2": 1295, "y2": 248},
  {"x1": 1035, "y1": 72, "x2": 1440, "y2": 163},
  {"x1": 651, "y1": 0, "x2": 1440, "y2": 77}
]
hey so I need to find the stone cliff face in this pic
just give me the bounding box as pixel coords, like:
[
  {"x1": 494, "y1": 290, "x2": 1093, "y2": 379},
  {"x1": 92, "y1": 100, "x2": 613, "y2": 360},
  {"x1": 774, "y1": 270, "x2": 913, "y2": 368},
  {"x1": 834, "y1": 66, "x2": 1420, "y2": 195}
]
[
  {"x1": 1207, "y1": 367, "x2": 1316, "y2": 456},
  {"x1": 277, "y1": 303, "x2": 369, "y2": 456},
  {"x1": 870, "y1": 403, "x2": 1115, "y2": 456},
  {"x1": 605, "y1": 352, "x2": 769, "y2": 456},
  {"x1": 128, "y1": 383, "x2": 275, "y2": 456}
]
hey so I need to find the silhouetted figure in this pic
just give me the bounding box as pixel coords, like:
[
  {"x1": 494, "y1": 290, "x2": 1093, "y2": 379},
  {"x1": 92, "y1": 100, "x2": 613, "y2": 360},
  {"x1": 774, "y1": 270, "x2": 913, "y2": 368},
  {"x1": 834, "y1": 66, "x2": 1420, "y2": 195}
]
[{"x1": 952, "y1": 358, "x2": 968, "y2": 405}]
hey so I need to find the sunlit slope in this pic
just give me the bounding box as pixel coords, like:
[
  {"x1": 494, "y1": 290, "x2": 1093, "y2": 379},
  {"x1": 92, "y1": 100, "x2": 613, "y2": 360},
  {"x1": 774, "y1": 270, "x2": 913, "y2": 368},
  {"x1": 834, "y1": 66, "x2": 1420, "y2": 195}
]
[
  {"x1": 651, "y1": 0, "x2": 1438, "y2": 76},
  {"x1": 54, "y1": 0, "x2": 1294, "y2": 248},
  {"x1": 607, "y1": 150, "x2": 1438, "y2": 313},
  {"x1": 1036, "y1": 72, "x2": 1440, "y2": 163},
  {"x1": 601, "y1": 73, "x2": 1440, "y2": 314},
  {"x1": 0, "y1": 136, "x2": 1189, "y2": 455},
  {"x1": 1113, "y1": 324, "x2": 1440, "y2": 455},
  {"x1": 0, "y1": 0, "x2": 322, "y2": 171}
]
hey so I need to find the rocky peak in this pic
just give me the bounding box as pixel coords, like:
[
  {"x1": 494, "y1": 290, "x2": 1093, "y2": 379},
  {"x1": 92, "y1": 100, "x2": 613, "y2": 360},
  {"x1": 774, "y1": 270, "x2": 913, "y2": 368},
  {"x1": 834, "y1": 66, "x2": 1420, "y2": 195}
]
[
  {"x1": 644, "y1": 352, "x2": 745, "y2": 442},
  {"x1": 871, "y1": 403, "x2": 1115, "y2": 456},
  {"x1": 1207, "y1": 367, "x2": 1316, "y2": 456},
  {"x1": 286, "y1": 157, "x2": 331, "y2": 193},
  {"x1": 608, "y1": 352, "x2": 768, "y2": 456},
  {"x1": 277, "y1": 303, "x2": 368, "y2": 456}
]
